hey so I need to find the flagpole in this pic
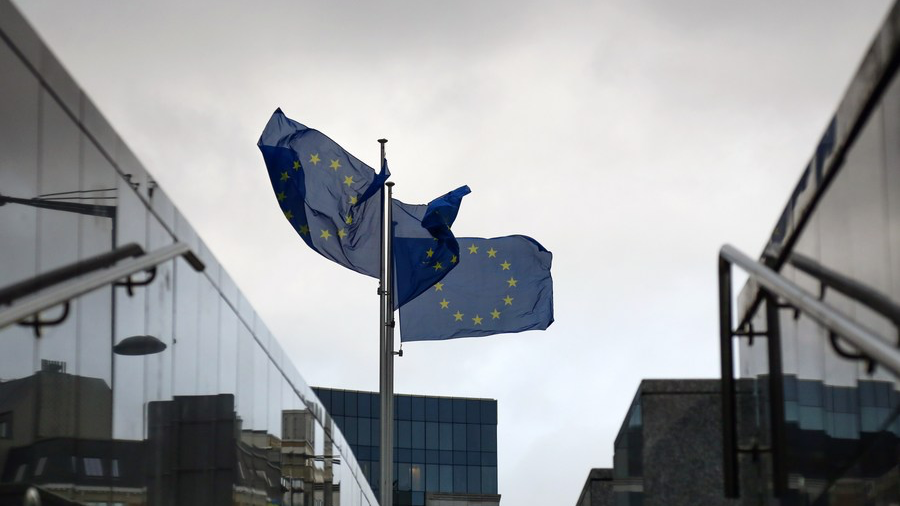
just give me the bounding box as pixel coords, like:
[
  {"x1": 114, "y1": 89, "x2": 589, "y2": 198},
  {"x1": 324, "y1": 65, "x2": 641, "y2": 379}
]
[{"x1": 378, "y1": 138, "x2": 395, "y2": 506}]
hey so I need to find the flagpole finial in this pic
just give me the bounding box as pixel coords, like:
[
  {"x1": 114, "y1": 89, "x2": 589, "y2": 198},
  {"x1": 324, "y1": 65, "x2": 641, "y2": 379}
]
[
  {"x1": 378, "y1": 138, "x2": 388, "y2": 145},
  {"x1": 386, "y1": 182, "x2": 395, "y2": 187}
]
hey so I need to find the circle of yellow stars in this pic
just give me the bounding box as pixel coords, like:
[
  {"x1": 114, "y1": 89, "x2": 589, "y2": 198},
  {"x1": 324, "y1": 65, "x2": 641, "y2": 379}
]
[
  {"x1": 276, "y1": 151, "x2": 364, "y2": 245},
  {"x1": 434, "y1": 242, "x2": 516, "y2": 326}
]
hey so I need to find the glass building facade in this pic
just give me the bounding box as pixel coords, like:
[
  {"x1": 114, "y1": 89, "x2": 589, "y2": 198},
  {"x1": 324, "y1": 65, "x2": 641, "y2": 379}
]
[
  {"x1": 0, "y1": 1, "x2": 375, "y2": 504},
  {"x1": 312, "y1": 388, "x2": 498, "y2": 506},
  {"x1": 730, "y1": 2, "x2": 900, "y2": 504}
]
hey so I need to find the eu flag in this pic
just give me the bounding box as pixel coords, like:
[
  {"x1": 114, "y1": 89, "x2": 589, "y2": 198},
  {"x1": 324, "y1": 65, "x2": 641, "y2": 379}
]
[
  {"x1": 399, "y1": 235, "x2": 553, "y2": 341},
  {"x1": 393, "y1": 185, "x2": 470, "y2": 307},
  {"x1": 258, "y1": 109, "x2": 469, "y2": 306},
  {"x1": 258, "y1": 109, "x2": 388, "y2": 278}
]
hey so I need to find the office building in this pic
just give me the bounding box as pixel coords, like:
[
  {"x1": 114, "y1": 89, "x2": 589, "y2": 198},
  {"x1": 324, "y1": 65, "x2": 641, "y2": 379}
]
[
  {"x1": 0, "y1": 1, "x2": 375, "y2": 503},
  {"x1": 312, "y1": 388, "x2": 500, "y2": 506}
]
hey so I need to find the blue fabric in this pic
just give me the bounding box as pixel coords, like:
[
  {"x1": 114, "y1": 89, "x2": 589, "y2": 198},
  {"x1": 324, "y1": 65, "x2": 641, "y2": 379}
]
[
  {"x1": 393, "y1": 185, "x2": 470, "y2": 307},
  {"x1": 258, "y1": 108, "x2": 388, "y2": 278},
  {"x1": 399, "y1": 235, "x2": 553, "y2": 341},
  {"x1": 258, "y1": 109, "x2": 469, "y2": 306}
]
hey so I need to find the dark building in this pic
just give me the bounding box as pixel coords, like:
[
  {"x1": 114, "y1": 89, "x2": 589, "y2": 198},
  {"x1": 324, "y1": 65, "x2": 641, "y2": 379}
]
[
  {"x1": 577, "y1": 380, "x2": 735, "y2": 506},
  {"x1": 312, "y1": 387, "x2": 500, "y2": 506}
]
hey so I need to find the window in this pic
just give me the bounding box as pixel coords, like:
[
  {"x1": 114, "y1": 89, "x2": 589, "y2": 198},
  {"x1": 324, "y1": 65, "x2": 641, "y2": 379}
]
[
  {"x1": 14, "y1": 464, "x2": 27, "y2": 482},
  {"x1": 111, "y1": 459, "x2": 120, "y2": 478},
  {"x1": 84, "y1": 458, "x2": 104, "y2": 477}
]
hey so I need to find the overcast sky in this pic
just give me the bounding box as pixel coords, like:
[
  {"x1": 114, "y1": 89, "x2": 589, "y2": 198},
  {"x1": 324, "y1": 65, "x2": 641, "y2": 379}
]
[{"x1": 11, "y1": 1, "x2": 894, "y2": 503}]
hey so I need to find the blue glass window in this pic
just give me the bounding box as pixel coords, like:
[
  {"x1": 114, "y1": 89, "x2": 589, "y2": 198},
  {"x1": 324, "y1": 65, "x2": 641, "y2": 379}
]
[
  {"x1": 481, "y1": 400, "x2": 497, "y2": 424},
  {"x1": 398, "y1": 448, "x2": 412, "y2": 463},
  {"x1": 372, "y1": 419, "x2": 380, "y2": 448},
  {"x1": 425, "y1": 450, "x2": 439, "y2": 464},
  {"x1": 439, "y1": 423, "x2": 452, "y2": 451},
  {"x1": 411, "y1": 463, "x2": 424, "y2": 491},
  {"x1": 466, "y1": 452, "x2": 480, "y2": 465},
  {"x1": 453, "y1": 451, "x2": 467, "y2": 465},
  {"x1": 345, "y1": 416, "x2": 357, "y2": 445},
  {"x1": 359, "y1": 418, "x2": 371, "y2": 446},
  {"x1": 412, "y1": 449, "x2": 425, "y2": 464},
  {"x1": 466, "y1": 399, "x2": 481, "y2": 423},
  {"x1": 412, "y1": 421, "x2": 425, "y2": 449},
  {"x1": 467, "y1": 466, "x2": 482, "y2": 493},
  {"x1": 316, "y1": 389, "x2": 331, "y2": 410},
  {"x1": 372, "y1": 394, "x2": 381, "y2": 419},
  {"x1": 412, "y1": 396, "x2": 426, "y2": 421},
  {"x1": 359, "y1": 392, "x2": 372, "y2": 417},
  {"x1": 332, "y1": 391, "x2": 344, "y2": 415},
  {"x1": 452, "y1": 423, "x2": 466, "y2": 451},
  {"x1": 398, "y1": 420, "x2": 412, "y2": 448},
  {"x1": 398, "y1": 462, "x2": 411, "y2": 491},
  {"x1": 466, "y1": 424, "x2": 481, "y2": 451},
  {"x1": 425, "y1": 397, "x2": 440, "y2": 421},
  {"x1": 426, "y1": 463, "x2": 439, "y2": 490},
  {"x1": 482, "y1": 466, "x2": 497, "y2": 493},
  {"x1": 425, "y1": 422, "x2": 439, "y2": 449},
  {"x1": 345, "y1": 391, "x2": 358, "y2": 416},
  {"x1": 439, "y1": 450, "x2": 452, "y2": 465},
  {"x1": 439, "y1": 398, "x2": 453, "y2": 422},
  {"x1": 452, "y1": 399, "x2": 467, "y2": 423},
  {"x1": 412, "y1": 491, "x2": 425, "y2": 506},
  {"x1": 453, "y1": 465, "x2": 467, "y2": 493},
  {"x1": 481, "y1": 452, "x2": 497, "y2": 466},
  {"x1": 481, "y1": 425, "x2": 497, "y2": 451},
  {"x1": 439, "y1": 465, "x2": 453, "y2": 493},
  {"x1": 398, "y1": 396, "x2": 412, "y2": 420}
]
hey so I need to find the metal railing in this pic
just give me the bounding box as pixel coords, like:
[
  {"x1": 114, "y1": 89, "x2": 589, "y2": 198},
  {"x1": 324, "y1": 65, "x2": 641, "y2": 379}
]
[
  {"x1": 718, "y1": 244, "x2": 900, "y2": 498},
  {"x1": 0, "y1": 242, "x2": 204, "y2": 333}
]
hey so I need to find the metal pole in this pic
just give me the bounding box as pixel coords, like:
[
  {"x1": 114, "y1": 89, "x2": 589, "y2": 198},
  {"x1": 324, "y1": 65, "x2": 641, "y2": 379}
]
[
  {"x1": 378, "y1": 139, "x2": 395, "y2": 506},
  {"x1": 718, "y1": 257, "x2": 739, "y2": 498}
]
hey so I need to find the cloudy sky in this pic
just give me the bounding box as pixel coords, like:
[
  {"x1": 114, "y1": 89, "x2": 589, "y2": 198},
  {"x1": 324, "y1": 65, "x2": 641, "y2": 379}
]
[{"x1": 11, "y1": 1, "x2": 894, "y2": 503}]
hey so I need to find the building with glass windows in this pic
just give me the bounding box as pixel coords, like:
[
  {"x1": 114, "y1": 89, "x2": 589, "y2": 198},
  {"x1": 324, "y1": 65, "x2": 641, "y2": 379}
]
[
  {"x1": 0, "y1": 1, "x2": 376, "y2": 504},
  {"x1": 312, "y1": 388, "x2": 500, "y2": 506}
]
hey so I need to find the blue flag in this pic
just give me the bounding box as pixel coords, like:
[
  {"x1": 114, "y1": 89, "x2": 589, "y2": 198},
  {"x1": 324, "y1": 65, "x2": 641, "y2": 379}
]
[
  {"x1": 399, "y1": 235, "x2": 553, "y2": 341},
  {"x1": 393, "y1": 185, "x2": 470, "y2": 307},
  {"x1": 258, "y1": 109, "x2": 388, "y2": 278},
  {"x1": 258, "y1": 109, "x2": 469, "y2": 306}
]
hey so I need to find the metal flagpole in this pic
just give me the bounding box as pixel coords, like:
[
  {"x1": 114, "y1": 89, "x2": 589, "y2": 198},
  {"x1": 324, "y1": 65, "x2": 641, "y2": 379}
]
[{"x1": 378, "y1": 139, "x2": 395, "y2": 506}]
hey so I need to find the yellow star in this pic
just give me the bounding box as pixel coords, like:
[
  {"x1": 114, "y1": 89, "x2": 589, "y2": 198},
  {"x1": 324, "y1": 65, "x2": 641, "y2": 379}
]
[
  {"x1": 468, "y1": 244, "x2": 478, "y2": 254},
  {"x1": 451, "y1": 255, "x2": 458, "y2": 264},
  {"x1": 338, "y1": 228, "x2": 347, "y2": 239},
  {"x1": 309, "y1": 153, "x2": 321, "y2": 165},
  {"x1": 349, "y1": 195, "x2": 358, "y2": 205},
  {"x1": 426, "y1": 248, "x2": 434, "y2": 258},
  {"x1": 472, "y1": 315, "x2": 483, "y2": 325},
  {"x1": 503, "y1": 295, "x2": 513, "y2": 306},
  {"x1": 433, "y1": 262, "x2": 443, "y2": 271},
  {"x1": 453, "y1": 311, "x2": 464, "y2": 321},
  {"x1": 345, "y1": 214, "x2": 353, "y2": 225},
  {"x1": 439, "y1": 299, "x2": 450, "y2": 309},
  {"x1": 276, "y1": 191, "x2": 287, "y2": 202},
  {"x1": 280, "y1": 171, "x2": 289, "y2": 182},
  {"x1": 330, "y1": 159, "x2": 341, "y2": 171},
  {"x1": 491, "y1": 309, "x2": 501, "y2": 319},
  {"x1": 434, "y1": 282, "x2": 444, "y2": 292},
  {"x1": 343, "y1": 175, "x2": 354, "y2": 186},
  {"x1": 507, "y1": 277, "x2": 518, "y2": 287},
  {"x1": 293, "y1": 160, "x2": 301, "y2": 170},
  {"x1": 487, "y1": 248, "x2": 497, "y2": 258},
  {"x1": 284, "y1": 210, "x2": 293, "y2": 220},
  {"x1": 500, "y1": 261, "x2": 511, "y2": 270},
  {"x1": 320, "y1": 229, "x2": 331, "y2": 240},
  {"x1": 299, "y1": 224, "x2": 310, "y2": 235}
]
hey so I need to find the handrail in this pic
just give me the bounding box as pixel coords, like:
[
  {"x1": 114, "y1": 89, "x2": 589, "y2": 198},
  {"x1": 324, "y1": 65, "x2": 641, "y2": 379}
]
[
  {"x1": 788, "y1": 252, "x2": 900, "y2": 331},
  {"x1": 723, "y1": 244, "x2": 900, "y2": 376},
  {"x1": 0, "y1": 243, "x2": 145, "y2": 306},
  {"x1": 0, "y1": 242, "x2": 205, "y2": 331},
  {"x1": 718, "y1": 244, "x2": 900, "y2": 499}
]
